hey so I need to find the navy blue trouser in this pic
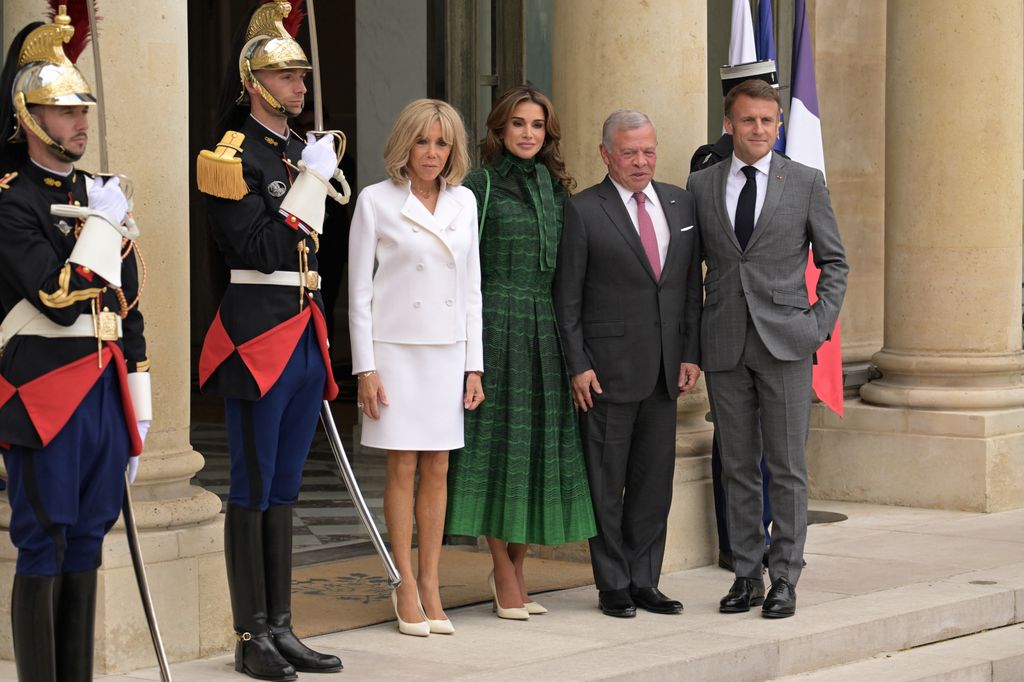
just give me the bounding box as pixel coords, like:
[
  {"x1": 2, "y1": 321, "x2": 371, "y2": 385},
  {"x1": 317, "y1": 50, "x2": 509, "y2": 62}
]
[
  {"x1": 225, "y1": 325, "x2": 326, "y2": 510},
  {"x1": 3, "y1": 367, "x2": 130, "y2": 576}
]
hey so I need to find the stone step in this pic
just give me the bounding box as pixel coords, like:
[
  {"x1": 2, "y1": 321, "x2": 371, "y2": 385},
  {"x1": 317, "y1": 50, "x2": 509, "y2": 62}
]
[
  {"x1": 772, "y1": 623, "x2": 1024, "y2": 681},
  {"x1": 456, "y1": 563, "x2": 1024, "y2": 681}
]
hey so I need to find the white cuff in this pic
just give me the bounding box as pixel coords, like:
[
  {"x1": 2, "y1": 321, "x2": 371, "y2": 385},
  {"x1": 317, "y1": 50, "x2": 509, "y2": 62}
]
[
  {"x1": 128, "y1": 371, "x2": 153, "y2": 421},
  {"x1": 69, "y1": 214, "x2": 124, "y2": 288},
  {"x1": 278, "y1": 164, "x2": 330, "y2": 234}
]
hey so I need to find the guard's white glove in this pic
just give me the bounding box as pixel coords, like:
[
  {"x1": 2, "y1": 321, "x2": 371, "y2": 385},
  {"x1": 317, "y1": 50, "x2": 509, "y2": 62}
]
[
  {"x1": 301, "y1": 133, "x2": 338, "y2": 178},
  {"x1": 127, "y1": 456, "x2": 140, "y2": 484},
  {"x1": 87, "y1": 176, "x2": 128, "y2": 225},
  {"x1": 137, "y1": 419, "x2": 151, "y2": 444}
]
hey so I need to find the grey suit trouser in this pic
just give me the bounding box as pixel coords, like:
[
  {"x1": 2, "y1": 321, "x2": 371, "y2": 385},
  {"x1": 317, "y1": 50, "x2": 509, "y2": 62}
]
[
  {"x1": 705, "y1": 319, "x2": 812, "y2": 586},
  {"x1": 579, "y1": 377, "x2": 677, "y2": 593}
]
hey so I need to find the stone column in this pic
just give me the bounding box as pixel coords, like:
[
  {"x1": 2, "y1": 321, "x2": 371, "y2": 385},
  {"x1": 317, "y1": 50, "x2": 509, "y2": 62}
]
[
  {"x1": 0, "y1": 2, "x2": 231, "y2": 672},
  {"x1": 813, "y1": 0, "x2": 887, "y2": 368},
  {"x1": 809, "y1": 1, "x2": 1024, "y2": 512},
  {"x1": 551, "y1": 0, "x2": 715, "y2": 571}
]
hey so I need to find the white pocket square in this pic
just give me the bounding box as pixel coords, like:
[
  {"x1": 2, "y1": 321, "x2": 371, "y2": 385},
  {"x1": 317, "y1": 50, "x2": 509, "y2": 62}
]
[{"x1": 680, "y1": 225, "x2": 694, "y2": 232}]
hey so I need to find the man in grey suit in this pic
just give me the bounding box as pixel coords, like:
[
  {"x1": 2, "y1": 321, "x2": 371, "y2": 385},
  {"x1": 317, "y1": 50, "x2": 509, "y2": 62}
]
[
  {"x1": 554, "y1": 110, "x2": 702, "y2": 618},
  {"x1": 687, "y1": 79, "x2": 847, "y2": 618}
]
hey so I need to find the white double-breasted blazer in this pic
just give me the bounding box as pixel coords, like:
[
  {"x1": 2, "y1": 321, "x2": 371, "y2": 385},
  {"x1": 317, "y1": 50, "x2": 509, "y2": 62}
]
[{"x1": 348, "y1": 178, "x2": 483, "y2": 374}]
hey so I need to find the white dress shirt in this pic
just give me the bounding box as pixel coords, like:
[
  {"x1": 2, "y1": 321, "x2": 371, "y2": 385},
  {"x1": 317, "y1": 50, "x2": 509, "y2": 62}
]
[
  {"x1": 725, "y1": 151, "x2": 772, "y2": 230},
  {"x1": 608, "y1": 177, "x2": 669, "y2": 267}
]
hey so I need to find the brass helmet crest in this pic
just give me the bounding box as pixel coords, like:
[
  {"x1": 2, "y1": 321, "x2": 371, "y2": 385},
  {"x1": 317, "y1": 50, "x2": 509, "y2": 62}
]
[
  {"x1": 9, "y1": 4, "x2": 95, "y2": 158},
  {"x1": 238, "y1": 1, "x2": 311, "y2": 115}
]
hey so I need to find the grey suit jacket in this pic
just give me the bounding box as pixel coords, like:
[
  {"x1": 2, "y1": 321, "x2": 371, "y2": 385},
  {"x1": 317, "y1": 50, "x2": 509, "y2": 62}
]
[
  {"x1": 687, "y1": 154, "x2": 848, "y2": 372},
  {"x1": 553, "y1": 176, "x2": 702, "y2": 403}
]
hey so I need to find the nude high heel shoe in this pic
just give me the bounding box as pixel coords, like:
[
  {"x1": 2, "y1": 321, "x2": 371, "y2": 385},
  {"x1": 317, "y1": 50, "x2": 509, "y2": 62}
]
[
  {"x1": 391, "y1": 590, "x2": 430, "y2": 637},
  {"x1": 524, "y1": 600, "x2": 548, "y2": 615},
  {"x1": 418, "y1": 593, "x2": 455, "y2": 635},
  {"x1": 488, "y1": 571, "x2": 529, "y2": 620}
]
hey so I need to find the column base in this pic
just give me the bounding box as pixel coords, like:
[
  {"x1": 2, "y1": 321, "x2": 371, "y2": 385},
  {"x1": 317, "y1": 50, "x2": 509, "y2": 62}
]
[
  {"x1": 663, "y1": 453, "x2": 716, "y2": 572},
  {"x1": 0, "y1": 498, "x2": 232, "y2": 673},
  {"x1": 860, "y1": 350, "x2": 1024, "y2": 410},
  {"x1": 808, "y1": 399, "x2": 1024, "y2": 512}
]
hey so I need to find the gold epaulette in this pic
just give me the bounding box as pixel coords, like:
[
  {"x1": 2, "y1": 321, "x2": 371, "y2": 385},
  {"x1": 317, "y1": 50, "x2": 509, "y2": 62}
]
[
  {"x1": 197, "y1": 131, "x2": 249, "y2": 200},
  {"x1": 0, "y1": 171, "x2": 19, "y2": 193}
]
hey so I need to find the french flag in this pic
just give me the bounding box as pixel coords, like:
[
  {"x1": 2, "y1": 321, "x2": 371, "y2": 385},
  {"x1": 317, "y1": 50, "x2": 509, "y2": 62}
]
[
  {"x1": 786, "y1": 0, "x2": 844, "y2": 417},
  {"x1": 729, "y1": 0, "x2": 756, "y2": 66},
  {"x1": 755, "y1": 0, "x2": 786, "y2": 152}
]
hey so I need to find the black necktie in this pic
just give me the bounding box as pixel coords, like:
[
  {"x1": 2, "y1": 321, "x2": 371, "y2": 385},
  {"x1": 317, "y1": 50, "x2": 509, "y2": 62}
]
[{"x1": 735, "y1": 165, "x2": 757, "y2": 250}]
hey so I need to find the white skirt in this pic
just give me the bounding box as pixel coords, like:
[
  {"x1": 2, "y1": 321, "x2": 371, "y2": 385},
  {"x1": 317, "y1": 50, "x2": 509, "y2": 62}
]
[{"x1": 360, "y1": 341, "x2": 466, "y2": 451}]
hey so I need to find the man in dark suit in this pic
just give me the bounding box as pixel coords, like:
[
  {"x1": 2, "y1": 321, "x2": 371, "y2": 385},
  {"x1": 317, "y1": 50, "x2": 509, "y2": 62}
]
[
  {"x1": 688, "y1": 79, "x2": 848, "y2": 619},
  {"x1": 554, "y1": 110, "x2": 702, "y2": 618}
]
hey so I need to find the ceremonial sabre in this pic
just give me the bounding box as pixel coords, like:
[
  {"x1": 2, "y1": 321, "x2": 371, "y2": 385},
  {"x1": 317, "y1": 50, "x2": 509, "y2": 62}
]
[
  {"x1": 302, "y1": 0, "x2": 352, "y2": 204},
  {"x1": 85, "y1": 0, "x2": 108, "y2": 173},
  {"x1": 122, "y1": 475, "x2": 173, "y2": 681},
  {"x1": 320, "y1": 403, "x2": 402, "y2": 588},
  {"x1": 83, "y1": 2, "x2": 170, "y2": 677}
]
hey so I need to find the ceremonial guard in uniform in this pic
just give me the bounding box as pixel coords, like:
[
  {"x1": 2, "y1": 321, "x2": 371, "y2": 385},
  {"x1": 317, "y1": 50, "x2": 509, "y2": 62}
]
[
  {"x1": 0, "y1": 7, "x2": 151, "y2": 681},
  {"x1": 196, "y1": 1, "x2": 343, "y2": 678}
]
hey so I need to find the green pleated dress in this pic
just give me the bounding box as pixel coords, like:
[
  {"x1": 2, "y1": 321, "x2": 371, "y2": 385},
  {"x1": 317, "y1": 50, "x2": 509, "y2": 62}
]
[{"x1": 445, "y1": 152, "x2": 597, "y2": 545}]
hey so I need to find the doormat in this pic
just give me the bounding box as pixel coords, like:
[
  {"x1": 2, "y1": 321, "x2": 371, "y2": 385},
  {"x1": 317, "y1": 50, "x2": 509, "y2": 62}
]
[{"x1": 290, "y1": 547, "x2": 595, "y2": 637}]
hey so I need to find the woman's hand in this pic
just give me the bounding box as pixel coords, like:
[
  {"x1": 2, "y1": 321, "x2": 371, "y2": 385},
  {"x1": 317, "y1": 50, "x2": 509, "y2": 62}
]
[
  {"x1": 357, "y1": 372, "x2": 389, "y2": 420},
  {"x1": 464, "y1": 372, "x2": 485, "y2": 411}
]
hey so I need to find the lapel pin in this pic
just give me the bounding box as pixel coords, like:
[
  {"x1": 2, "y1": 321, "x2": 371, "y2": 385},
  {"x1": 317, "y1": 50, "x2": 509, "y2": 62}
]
[
  {"x1": 669, "y1": 199, "x2": 676, "y2": 204},
  {"x1": 775, "y1": 175, "x2": 783, "y2": 180}
]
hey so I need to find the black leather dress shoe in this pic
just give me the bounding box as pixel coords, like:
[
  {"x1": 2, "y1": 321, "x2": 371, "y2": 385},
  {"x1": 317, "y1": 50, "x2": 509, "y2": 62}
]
[
  {"x1": 598, "y1": 590, "x2": 636, "y2": 618},
  {"x1": 630, "y1": 587, "x2": 683, "y2": 614},
  {"x1": 719, "y1": 577, "x2": 766, "y2": 613},
  {"x1": 762, "y1": 578, "x2": 797, "y2": 618}
]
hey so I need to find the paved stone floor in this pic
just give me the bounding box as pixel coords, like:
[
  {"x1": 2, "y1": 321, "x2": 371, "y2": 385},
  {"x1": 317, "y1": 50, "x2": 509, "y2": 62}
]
[{"x1": 33, "y1": 500, "x2": 1023, "y2": 681}]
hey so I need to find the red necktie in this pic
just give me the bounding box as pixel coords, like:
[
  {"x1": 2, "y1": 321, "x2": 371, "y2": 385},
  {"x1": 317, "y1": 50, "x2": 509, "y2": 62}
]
[{"x1": 633, "y1": 191, "x2": 661, "y2": 280}]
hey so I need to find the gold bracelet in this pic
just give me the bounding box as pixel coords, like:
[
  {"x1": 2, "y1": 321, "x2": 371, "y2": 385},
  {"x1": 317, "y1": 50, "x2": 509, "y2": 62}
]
[{"x1": 357, "y1": 370, "x2": 377, "y2": 380}]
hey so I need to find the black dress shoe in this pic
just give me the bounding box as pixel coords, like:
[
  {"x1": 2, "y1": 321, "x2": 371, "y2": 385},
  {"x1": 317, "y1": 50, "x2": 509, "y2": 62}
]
[
  {"x1": 719, "y1": 577, "x2": 765, "y2": 613},
  {"x1": 598, "y1": 589, "x2": 636, "y2": 618},
  {"x1": 630, "y1": 587, "x2": 683, "y2": 614},
  {"x1": 762, "y1": 578, "x2": 797, "y2": 619}
]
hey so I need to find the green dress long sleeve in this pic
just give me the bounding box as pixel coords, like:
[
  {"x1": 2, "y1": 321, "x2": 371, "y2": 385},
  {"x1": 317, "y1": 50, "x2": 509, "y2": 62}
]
[{"x1": 445, "y1": 152, "x2": 597, "y2": 544}]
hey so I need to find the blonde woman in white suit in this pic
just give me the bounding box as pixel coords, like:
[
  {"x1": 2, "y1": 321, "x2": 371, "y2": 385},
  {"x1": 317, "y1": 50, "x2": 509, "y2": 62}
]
[{"x1": 349, "y1": 99, "x2": 485, "y2": 637}]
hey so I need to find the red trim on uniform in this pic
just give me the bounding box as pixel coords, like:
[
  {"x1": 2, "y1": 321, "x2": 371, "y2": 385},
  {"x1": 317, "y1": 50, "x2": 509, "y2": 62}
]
[
  {"x1": 198, "y1": 311, "x2": 234, "y2": 389},
  {"x1": 17, "y1": 349, "x2": 109, "y2": 447},
  {"x1": 309, "y1": 302, "x2": 338, "y2": 400},
  {"x1": 75, "y1": 265, "x2": 94, "y2": 282},
  {"x1": 236, "y1": 306, "x2": 311, "y2": 397},
  {"x1": 0, "y1": 345, "x2": 142, "y2": 454},
  {"x1": 0, "y1": 375, "x2": 15, "y2": 410},
  {"x1": 109, "y1": 342, "x2": 143, "y2": 456}
]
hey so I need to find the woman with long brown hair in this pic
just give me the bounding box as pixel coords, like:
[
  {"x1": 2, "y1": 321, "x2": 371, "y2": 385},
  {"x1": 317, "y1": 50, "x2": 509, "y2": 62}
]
[{"x1": 446, "y1": 84, "x2": 595, "y2": 618}]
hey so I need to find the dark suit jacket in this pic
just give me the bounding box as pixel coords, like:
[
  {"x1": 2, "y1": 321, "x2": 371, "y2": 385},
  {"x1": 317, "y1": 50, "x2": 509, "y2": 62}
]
[
  {"x1": 553, "y1": 176, "x2": 702, "y2": 403},
  {"x1": 688, "y1": 153, "x2": 848, "y2": 371}
]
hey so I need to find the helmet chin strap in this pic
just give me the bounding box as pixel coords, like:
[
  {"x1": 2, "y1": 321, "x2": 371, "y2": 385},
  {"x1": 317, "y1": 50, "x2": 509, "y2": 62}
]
[
  {"x1": 11, "y1": 94, "x2": 78, "y2": 162},
  {"x1": 240, "y1": 61, "x2": 288, "y2": 117}
]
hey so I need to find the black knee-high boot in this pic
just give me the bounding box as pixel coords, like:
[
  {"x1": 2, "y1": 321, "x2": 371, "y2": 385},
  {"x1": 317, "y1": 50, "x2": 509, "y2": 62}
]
[
  {"x1": 12, "y1": 574, "x2": 57, "y2": 682},
  {"x1": 225, "y1": 504, "x2": 297, "y2": 681},
  {"x1": 264, "y1": 505, "x2": 343, "y2": 673},
  {"x1": 54, "y1": 569, "x2": 98, "y2": 682}
]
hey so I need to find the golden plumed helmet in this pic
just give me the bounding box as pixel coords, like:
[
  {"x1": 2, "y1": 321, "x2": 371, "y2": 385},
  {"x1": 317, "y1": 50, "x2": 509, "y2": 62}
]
[
  {"x1": 237, "y1": 1, "x2": 311, "y2": 115},
  {"x1": 9, "y1": 5, "x2": 95, "y2": 156}
]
